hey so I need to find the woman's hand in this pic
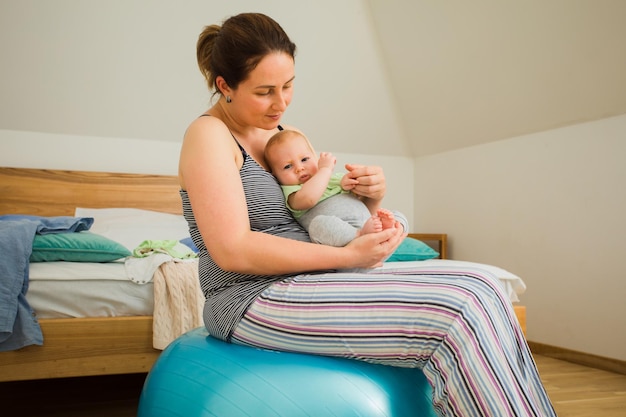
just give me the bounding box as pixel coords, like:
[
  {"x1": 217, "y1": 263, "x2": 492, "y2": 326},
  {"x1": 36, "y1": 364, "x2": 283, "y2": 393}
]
[
  {"x1": 344, "y1": 164, "x2": 386, "y2": 202},
  {"x1": 344, "y1": 223, "x2": 405, "y2": 269}
]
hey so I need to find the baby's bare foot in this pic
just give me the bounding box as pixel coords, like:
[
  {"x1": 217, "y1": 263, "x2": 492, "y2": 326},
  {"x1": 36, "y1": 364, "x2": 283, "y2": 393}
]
[
  {"x1": 359, "y1": 215, "x2": 383, "y2": 236},
  {"x1": 377, "y1": 208, "x2": 396, "y2": 230}
]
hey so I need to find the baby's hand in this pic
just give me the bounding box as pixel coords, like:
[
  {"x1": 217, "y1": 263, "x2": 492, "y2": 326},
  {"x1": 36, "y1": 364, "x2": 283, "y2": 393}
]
[
  {"x1": 340, "y1": 174, "x2": 358, "y2": 190},
  {"x1": 318, "y1": 152, "x2": 337, "y2": 170}
]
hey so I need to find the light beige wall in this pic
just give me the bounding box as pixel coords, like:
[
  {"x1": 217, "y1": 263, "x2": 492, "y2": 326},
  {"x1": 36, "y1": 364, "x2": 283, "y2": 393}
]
[
  {"x1": 368, "y1": 0, "x2": 626, "y2": 156},
  {"x1": 414, "y1": 114, "x2": 626, "y2": 361},
  {"x1": 0, "y1": 130, "x2": 181, "y2": 175},
  {"x1": 0, "y1": 0, "x2": 409, "y2": 157}
]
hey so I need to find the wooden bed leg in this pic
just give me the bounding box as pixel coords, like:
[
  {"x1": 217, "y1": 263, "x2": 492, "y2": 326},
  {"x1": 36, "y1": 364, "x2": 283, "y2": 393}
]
[{"x1": 513, "y1": 305, "x2": 526, "y2": 337}]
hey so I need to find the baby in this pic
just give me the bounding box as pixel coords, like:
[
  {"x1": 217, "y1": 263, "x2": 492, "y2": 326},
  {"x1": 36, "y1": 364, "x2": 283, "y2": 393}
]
[{"x1": 264, "y1": 129, "x2": 408, "y2": 247}]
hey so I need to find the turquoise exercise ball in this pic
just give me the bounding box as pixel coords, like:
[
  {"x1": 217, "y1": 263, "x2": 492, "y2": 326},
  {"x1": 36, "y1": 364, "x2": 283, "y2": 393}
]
[{"x1": 138, "y1": 327, "x2": 437, "y2": 417}]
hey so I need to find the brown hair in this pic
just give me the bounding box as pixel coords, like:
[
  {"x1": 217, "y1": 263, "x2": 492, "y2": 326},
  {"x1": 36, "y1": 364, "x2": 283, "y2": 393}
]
[{"x1": 196, "y1": 13, "x2": 297, "y2": 99}]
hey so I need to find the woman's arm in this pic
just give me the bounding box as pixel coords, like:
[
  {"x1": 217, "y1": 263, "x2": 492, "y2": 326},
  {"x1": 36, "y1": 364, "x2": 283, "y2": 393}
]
[{"x1": 180, "y1": 120, "x2": 403, "y2": 275}]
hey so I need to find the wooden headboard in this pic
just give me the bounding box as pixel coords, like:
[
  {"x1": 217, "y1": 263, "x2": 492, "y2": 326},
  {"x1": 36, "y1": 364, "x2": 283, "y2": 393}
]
[{"x1": 0, "y1": 167, "x2": 182, "y2": 216}]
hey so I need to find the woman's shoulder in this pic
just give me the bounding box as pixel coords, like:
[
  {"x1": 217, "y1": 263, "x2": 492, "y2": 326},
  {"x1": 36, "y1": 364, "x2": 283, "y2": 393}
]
[
  {"x1": 183, "y1": 114, "x2": 235, "y2": 146},
  {"x1": 187, "y1": 113, "x2": 229, "y2": 134},
  {"x1": 181, "y1": 114, "x2": 241, "y2": 159},
  {"x1": 179, "y1": 114, "x2": 245, "y2": 189}
]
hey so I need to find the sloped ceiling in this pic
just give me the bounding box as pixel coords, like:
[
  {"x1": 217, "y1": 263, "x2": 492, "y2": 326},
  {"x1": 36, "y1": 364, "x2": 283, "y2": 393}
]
[{"x1": 367, "y1": 1, "x2": 626, "y2": 156}]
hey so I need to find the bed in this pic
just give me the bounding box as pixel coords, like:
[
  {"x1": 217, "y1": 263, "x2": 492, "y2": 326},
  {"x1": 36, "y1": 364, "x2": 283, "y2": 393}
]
[{"x1": 0, "y1": 167, "x2": 526, "y2": 382}]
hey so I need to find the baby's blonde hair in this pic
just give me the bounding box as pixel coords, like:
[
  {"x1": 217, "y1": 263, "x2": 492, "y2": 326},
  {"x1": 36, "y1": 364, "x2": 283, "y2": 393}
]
[{"x1": 264, "y1": 130, "x2": 315, "y2": 171}]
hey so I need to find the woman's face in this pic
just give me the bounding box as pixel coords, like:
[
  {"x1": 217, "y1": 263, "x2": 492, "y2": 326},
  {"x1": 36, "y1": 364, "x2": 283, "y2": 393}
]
[{"x1": 232, "y1": 52, "x2": 295, "y2": 130}]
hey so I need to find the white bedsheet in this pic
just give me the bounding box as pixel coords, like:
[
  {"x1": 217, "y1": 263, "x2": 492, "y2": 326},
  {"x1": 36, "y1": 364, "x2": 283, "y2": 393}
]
[
  {"x1": 28, "y1": 261, "x2": 153, "y2": 318},
  {"x1": 375, "y1": 259, "x2": 526, "y2": 302},
  {"x1": 27, "y1": 258, "x2": 525, "y2": 320}
]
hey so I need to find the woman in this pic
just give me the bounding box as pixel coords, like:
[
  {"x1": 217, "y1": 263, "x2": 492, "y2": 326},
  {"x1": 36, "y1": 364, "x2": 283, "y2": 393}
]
[{"x1": 179, "y1": 12, "x2": 556, "y2": 416}]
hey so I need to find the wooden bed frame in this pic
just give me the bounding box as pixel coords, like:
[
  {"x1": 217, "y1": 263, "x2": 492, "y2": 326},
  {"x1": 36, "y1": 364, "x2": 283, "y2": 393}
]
[
  {"x1": 0, "y1": 167, "x2": 525, "y2": 382},
  {"x1": 0, "y1": 168, "x2": 180, "y2": 382}
]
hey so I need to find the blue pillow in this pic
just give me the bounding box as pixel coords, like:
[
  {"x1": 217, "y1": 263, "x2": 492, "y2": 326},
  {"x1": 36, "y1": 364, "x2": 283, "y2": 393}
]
[
  {"x1": 30, "y1": 231, "x2": 131, "y2": 262},
  {"x1": 386, "y1": 237, "x2": 439, "y2": 262},
  {"x1": 180, "y1": 236, "x2": 199, "y2": 253}
]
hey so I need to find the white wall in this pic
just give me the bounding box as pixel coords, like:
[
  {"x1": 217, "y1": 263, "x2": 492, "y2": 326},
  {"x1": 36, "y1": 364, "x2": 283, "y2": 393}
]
[
  {"x1": 414, "y1": 114, "x2": 626, "y2": 361},
  {"x1": 0, "y1": 0, "x2": 410, "y2": 157},
  {"x1": 368, "y1": 0, "x2": 626, "y2": 156},
  {"x1": 0, "y1": 130, "x2": 181, "y2": 175}
]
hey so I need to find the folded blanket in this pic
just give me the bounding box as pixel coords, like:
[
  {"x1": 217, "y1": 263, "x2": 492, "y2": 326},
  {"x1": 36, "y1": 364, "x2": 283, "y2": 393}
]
[
  {"x1": 126, "y1": 240, "x2": 198, "y2": 284},
  {"x1": 132, "y1": 239, "x2": 197, "y2": 259},
  {"x1": 152, "y1": 260, "x2": 204, "y2": 350},
  {"x1": 0, "y1": 215, "x2": 93, "y2": 235},
  {"x1": 0, "y1": 220, "x2": 42, "y2": 351},
  {"x1": 0, "y1": 215, "x2": 94, "y2": 351}
]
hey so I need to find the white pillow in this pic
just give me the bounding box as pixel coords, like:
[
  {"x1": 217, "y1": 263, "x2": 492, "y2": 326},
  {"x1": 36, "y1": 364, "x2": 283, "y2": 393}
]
[{"x1": 75, "y1": 207, "x2": 190, "y2": 251}]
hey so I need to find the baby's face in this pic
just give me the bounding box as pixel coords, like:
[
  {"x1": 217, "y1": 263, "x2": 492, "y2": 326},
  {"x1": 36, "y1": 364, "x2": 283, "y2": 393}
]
[{"x1": 268, "y1": 136, "x2": 318, "y2": 185}]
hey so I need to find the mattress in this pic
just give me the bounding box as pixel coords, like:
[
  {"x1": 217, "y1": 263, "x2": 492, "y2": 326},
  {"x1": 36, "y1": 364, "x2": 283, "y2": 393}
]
[
  {"x1": 27, "y1": 258, "x2": 525, "y2": 320},
  {"x1": 375, "y1": 259, "x2": 526, "y2": 302},
  {"x1": 28, "y1": 261, "x2": 154, "y2": 319}
]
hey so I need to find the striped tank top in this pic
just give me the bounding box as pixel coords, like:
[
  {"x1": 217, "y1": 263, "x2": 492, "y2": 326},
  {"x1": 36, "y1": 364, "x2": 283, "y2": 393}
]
[{"x1": 180, "y1": 132, "x2": 310, "y2": 341}]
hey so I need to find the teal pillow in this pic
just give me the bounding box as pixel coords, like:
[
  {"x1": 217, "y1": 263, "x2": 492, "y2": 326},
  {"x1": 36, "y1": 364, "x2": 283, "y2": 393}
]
[
  {"x1": 30, "y1": 231, "x2": 131, "y2": 262},
  {"x1": 386, "y1": 237, "x2": 439, "y2": 262}
]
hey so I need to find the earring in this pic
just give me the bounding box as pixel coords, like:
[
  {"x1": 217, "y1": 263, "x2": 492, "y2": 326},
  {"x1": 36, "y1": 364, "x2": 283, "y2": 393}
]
[{"x1": 226, "y1": 96, "x2": 232, "y2": 103}]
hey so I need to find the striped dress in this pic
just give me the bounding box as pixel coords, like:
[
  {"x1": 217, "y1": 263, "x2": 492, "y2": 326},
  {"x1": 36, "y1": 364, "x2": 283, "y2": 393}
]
[{"x1": 180, "y1": 144, "x2": 556, "y2": 417}]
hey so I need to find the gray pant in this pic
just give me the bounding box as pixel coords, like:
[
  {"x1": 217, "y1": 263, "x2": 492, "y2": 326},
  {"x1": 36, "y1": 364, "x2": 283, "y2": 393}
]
[{"x1": 298, "y1": 193, "x2": 409, "y2": 247}]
